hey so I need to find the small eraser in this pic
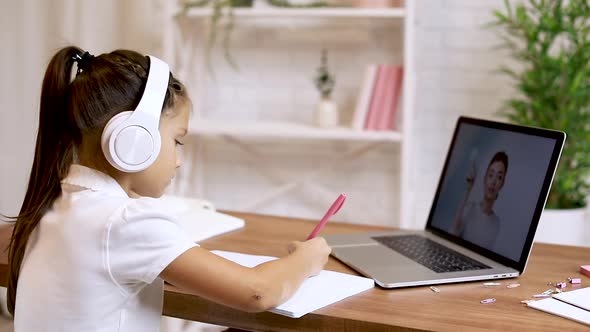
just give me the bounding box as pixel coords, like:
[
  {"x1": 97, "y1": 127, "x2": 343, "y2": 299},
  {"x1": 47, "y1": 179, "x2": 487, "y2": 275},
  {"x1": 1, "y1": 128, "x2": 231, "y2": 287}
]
[
  {"x1": 556, "y1": 282, "x2": 566, "y2": 289},
  {"x1": 581, "y1": 265, "x2": 590, "y2": 278},
  {"x1": 569, "y1": 278, "x2": 582, "y2": 284}
]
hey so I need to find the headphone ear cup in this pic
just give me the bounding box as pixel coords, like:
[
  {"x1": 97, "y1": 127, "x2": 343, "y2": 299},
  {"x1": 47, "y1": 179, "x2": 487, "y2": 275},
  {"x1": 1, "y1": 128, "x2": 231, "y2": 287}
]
[
  {"x1": 99, "y1": 55, "x2": 168, "y2": 174},
  {"x1": 101, "y1": 111, "x2": 133, "y2": 171},
  {"x1": 101, "y1": 111, "x2": 162, "y2": 173}
]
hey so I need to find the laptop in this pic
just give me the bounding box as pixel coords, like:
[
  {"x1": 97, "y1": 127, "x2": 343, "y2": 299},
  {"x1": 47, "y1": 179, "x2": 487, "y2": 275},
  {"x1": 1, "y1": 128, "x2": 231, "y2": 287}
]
[{"x1": 325, "y1": 116, "x2": 565, "y2": 288}]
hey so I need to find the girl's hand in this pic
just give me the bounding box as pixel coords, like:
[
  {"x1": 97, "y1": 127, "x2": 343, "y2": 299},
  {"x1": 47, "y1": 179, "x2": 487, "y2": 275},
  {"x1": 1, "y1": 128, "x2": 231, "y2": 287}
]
[{"x1": 287, "y1": 238, "x2": 332, "y2": 277}]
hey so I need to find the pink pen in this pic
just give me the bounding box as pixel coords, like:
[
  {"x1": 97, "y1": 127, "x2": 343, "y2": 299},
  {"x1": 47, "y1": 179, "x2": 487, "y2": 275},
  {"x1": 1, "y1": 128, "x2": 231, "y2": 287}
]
[{"x1": 307, "y1": 193, "x2": 346, "y2": 240}]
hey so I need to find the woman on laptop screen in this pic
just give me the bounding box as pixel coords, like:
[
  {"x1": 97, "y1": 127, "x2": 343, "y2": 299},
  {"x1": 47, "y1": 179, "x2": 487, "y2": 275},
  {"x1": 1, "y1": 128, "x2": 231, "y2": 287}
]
[{"x1": 451, "y1": 151, "x2": 509, "y2": 249}]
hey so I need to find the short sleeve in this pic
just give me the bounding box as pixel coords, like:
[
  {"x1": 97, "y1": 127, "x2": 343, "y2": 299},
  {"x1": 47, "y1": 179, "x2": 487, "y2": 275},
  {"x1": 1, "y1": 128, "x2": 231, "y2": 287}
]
[{"x1": 105, "y1": 197, "x2": 198, "y2": 292}]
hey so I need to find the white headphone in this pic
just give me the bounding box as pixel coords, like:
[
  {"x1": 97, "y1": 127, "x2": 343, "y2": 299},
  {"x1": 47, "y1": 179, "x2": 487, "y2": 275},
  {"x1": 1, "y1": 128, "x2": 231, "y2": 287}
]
[{"x1": 101, "y1": 55, "x2": 170, "y2": 173}]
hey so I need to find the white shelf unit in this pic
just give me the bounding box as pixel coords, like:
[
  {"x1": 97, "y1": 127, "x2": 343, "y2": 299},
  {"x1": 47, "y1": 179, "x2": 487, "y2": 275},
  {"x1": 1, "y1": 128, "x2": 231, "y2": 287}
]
[
  {"x1": 162, "y1": 3, "x2": 415, "y2": 228},
  {"x1": 182, "y1": 7, "x2": 405, "y2": 19},
  {"x1": 191, "y1": 119, "x2": 403, "y2": 142}
]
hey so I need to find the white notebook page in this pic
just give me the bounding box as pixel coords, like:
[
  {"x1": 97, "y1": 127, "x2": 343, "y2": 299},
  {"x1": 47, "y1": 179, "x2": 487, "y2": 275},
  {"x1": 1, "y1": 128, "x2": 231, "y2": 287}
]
[
  {"x1": 528, "y1": 298, "x2": 590, "y2": 326},
  {"x1": 553, "y1": 287, "x2": 590, "y2": 312},
  {"x1": 212, "y1": 250, "x2": 375, "y2": 318}
]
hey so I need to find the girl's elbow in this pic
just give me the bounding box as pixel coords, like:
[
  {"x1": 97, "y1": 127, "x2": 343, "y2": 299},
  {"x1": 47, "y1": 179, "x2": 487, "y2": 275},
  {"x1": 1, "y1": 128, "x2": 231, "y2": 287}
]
[
  {"x1": 242, "y1": 293, "x2": 275, "y2": 313},
  {"x1": 241, "y1": 281, "x2": 282, "y2": 313}
]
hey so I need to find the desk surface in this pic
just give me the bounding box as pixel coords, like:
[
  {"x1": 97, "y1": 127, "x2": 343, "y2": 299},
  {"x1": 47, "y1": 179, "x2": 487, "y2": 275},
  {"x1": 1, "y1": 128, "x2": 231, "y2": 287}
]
[{"x1": 1, "y1": 212, "x2": 589, "y2": 331}]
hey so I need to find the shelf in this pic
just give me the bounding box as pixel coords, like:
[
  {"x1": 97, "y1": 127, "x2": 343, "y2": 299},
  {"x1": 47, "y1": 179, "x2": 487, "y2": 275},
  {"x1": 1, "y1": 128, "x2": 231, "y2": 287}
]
[
  {"x1": 180, "y1": 7, "x2": 405, "y2": 19},
  {"x1": 189, "y1": 120, "x2": 402, "y2": 142}
]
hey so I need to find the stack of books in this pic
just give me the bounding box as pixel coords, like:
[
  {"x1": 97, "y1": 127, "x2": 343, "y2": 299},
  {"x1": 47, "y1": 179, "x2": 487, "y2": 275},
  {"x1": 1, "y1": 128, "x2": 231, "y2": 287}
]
[{"x1": 351, "y1": 64, "x2": 404, "y2": 131}]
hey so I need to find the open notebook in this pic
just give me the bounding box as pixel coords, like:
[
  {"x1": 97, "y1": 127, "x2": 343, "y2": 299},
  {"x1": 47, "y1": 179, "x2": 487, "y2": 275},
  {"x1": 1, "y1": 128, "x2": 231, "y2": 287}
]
[
  {"x1": 528, "y1": 287, "x2": 590, "y2": 326},
  {"x1": 160, "y1": 195, "x2": 245, "y2": 242},
  {"x1": 212, "y1": 250, "x2": 375, "y2": 318}
]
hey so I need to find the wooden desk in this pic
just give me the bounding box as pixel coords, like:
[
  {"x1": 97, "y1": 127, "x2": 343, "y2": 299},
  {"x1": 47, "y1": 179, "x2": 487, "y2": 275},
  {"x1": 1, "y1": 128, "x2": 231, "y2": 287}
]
[{"x1": 1, "y1": 212, "x2": 589, "y2": 331}]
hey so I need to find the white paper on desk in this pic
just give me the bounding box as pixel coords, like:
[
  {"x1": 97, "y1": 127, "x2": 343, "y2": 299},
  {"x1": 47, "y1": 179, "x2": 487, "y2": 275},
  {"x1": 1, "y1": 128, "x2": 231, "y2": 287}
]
[
  {"x1": 528, "y1": 298, "x2": 590, "y2": 326},
  {"x1": 159, "y1": 195, "x2": 245, "y2": 242},
  {"x1": 212, "y1": 250, "x2": 375, "y2": 318},
  {"x1": 553, "y1": 286, "x2": 590, "y2": 312}
]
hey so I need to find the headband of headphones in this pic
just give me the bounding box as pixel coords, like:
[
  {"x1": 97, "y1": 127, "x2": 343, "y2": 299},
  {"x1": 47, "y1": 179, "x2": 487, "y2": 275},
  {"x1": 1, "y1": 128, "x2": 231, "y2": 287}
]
[
  {"x1": 132, "y1": 56, "x2": 169, "y2": 125},
  {"x1": 101, "y1": 55, "x2": 170, "y2": 172}
]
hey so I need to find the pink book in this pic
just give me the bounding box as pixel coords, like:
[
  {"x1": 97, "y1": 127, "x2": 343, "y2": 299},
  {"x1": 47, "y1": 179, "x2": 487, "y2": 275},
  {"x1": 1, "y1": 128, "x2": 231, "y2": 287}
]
[
  {"x1": 374, "y1": 66, "x2": 396, "y2": 131},
  {"x1": 364, "y1": 65, "x2": 387, "y2": 130},
  {"x1": 383, "y1": 66, "x2": 403, "y2": 130},
  {"x1": 351, "y1": 65, "x2": 378, "y2": 131}
]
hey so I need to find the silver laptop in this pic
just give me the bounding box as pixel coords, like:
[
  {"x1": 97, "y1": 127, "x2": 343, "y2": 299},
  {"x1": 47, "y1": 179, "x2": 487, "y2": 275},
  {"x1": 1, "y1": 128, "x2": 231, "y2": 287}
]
[{"x1": 325, "y1": 117, "x2": 566, "y2": 288}]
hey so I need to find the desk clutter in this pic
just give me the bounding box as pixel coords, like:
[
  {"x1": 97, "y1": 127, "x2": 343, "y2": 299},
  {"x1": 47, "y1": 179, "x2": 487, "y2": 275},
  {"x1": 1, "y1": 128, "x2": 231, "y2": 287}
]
[
  {"x1": 525, "y1": 265, "x2": 590, "y2": 326},
  {"x1": 423, "y1": 265, "x2": 590, "y2": 326},
  {"x1": 211, "y1": 250, "x2": 374, "y2": 318}
]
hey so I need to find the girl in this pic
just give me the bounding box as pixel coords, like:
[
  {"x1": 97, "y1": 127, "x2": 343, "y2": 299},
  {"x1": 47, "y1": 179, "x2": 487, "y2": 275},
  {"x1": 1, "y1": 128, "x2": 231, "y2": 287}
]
[{"x1": 6, "y1": 46, "x2": 331, "y2": 331}]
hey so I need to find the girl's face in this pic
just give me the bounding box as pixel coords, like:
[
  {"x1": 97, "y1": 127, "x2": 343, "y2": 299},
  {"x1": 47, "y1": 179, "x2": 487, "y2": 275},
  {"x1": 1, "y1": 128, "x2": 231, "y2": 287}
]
[
  {"x1": 483, "y1": 161, "x2": 506, "y2": 201},
  {"x1": 129, "y1": 104, "x2": 190, "y2": 197}
]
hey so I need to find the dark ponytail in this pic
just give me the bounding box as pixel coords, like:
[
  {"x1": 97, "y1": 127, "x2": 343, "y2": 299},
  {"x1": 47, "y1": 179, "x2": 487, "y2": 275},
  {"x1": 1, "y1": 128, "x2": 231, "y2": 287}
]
[
  {"x1": 6, "y1": 46, "x2": 81, "y2": 315},
  {"x1": 5, "y1": 46, "x2": 188, "y2": 316}
]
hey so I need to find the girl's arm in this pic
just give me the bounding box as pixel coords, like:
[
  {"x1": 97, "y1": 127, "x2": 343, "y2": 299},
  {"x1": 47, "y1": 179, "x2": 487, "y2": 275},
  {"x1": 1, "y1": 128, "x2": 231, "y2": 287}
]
[{"x1": 160, "y1": 237, "x2": 331, "y2": 313}]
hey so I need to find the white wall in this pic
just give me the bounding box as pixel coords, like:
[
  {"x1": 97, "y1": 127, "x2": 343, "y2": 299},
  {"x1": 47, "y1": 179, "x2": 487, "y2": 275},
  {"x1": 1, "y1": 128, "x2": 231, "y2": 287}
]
[
  {"x1": 408, "y1": 0, "x2": 512, "y2": 228},
  {"x1": 1, "y1": 0, "x2": 511, "y2": 230}
]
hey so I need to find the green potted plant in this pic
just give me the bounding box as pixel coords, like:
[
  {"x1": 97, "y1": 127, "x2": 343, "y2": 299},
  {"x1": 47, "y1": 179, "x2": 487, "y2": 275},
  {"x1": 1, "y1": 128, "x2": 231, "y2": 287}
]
[
  {"x1": 491, "y1": 0, "x2": 590, "y2": 244},
  {"x1": 180, "y1": 0, "x2": 255, "y2": 71},
  {"x1": 266, "y1": 0, "x2": 328, "y2": 7},
  {"x1": 314, "y1": 49, "x2": 338, "y2": 127},
  {"x1": 179, "y1": 0, "x2": 330, "y2": 72}
]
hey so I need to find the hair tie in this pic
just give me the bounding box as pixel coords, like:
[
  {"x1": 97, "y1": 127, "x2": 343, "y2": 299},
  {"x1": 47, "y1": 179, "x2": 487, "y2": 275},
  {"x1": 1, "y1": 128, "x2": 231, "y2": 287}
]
[{"x1": 72, "y1": 51, "x2": 94, "y2": 74}]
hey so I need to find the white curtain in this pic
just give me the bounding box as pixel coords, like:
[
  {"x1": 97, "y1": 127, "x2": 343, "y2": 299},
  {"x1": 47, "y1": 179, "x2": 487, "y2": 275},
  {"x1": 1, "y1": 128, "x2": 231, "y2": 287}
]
[{"x1": 0, "y1": 0, "x2": 164, "y2": 216}]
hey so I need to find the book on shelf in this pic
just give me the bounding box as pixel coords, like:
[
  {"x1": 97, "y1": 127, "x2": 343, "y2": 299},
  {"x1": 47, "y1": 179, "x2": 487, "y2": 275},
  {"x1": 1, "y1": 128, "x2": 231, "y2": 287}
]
[
  {"x1": 351, "y1": 64, "x2": 377, "y2": 130},
  {"x1": 351, "y1": 63, "x2": 403, "y2": 132},
  {"x1": 364, "y1": 64, "x2": 388, "y2": 131},
  {"x1": 381, "y1": 66, "x2": 403, "y2": 131}
]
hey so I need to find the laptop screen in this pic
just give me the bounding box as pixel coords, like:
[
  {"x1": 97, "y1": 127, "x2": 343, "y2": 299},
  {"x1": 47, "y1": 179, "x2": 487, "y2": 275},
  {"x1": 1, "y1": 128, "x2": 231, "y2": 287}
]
[{"x1": 426, "y1": 117, "x2": 565, "y2": 271}]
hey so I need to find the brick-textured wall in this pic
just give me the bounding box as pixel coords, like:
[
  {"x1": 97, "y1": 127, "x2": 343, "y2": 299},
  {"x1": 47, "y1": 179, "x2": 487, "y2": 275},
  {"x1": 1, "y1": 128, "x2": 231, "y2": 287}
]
[
  {"x1": 409, "y1": 0, "x2": 511, "y2": 228},
  {"x1": 172, "y1": 0, "x2": 514, "y2": 228}
]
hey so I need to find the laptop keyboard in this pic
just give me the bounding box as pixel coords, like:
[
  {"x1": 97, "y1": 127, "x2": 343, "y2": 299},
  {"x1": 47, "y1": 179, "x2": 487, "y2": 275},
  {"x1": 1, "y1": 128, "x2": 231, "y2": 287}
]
[{"x1": 371, "y1": 235, "x2": 491, "y2": 273}]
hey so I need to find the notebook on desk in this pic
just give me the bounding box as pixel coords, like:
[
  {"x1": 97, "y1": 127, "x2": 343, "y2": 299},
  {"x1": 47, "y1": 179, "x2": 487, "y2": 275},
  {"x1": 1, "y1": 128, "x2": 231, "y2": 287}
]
[
  {"x1": 160, "y1": 195, "x2": 245, "y2": 242},
  {"x1": 528, "y1": 287, "x2": 590, "y2": 326},
  {"x1": 325, "y1": 117, "x2": 566, "y2": 288},
  {"x1": 553, "y1": 286, "x2": 590, "y2": 312},
  {"x1": 212, "y1": 250, "x2": 374, "y2": 318}
]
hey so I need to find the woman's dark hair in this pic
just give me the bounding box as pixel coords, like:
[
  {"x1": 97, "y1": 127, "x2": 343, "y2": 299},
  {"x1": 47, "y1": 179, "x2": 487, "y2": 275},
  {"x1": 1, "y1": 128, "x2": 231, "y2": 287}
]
[
  {"x1": 487, "y1": 151, "x2": 509, "y2": 173},
  {"x1": 5, "y1": 46, "x2": 188, "y2": 316}
]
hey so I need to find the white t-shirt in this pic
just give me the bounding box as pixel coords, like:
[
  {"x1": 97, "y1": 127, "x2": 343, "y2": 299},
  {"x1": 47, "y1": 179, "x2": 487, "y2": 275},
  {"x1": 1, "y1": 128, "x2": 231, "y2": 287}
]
[
  {"x1": 14, "y1": 165, "x2": 197, "y2": 332},
  {"x1": 459, "y1": 201, "x2": 500, "y2": 251}
]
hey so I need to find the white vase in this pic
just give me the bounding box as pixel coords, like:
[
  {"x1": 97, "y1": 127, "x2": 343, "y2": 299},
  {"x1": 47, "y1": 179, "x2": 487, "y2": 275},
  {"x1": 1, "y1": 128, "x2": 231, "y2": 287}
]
[
  {"x1": 315, "y1": 98, "x2": 339, "y2": 128},
  {"x1": 536, "y1": 208, "x2": 590, "y2": 246}
]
